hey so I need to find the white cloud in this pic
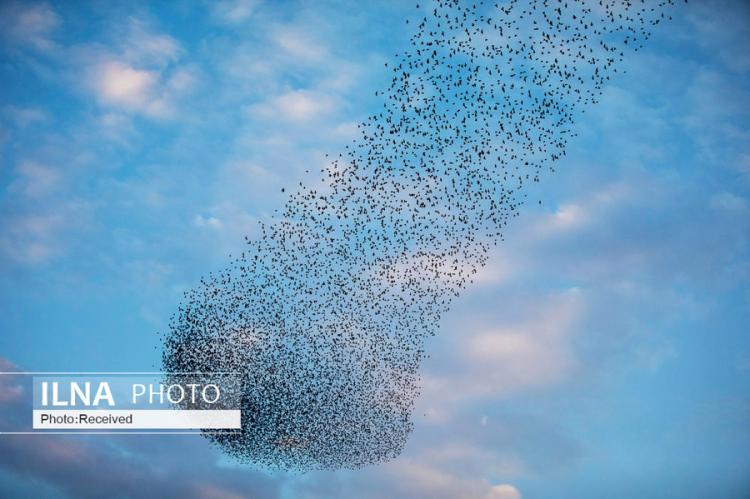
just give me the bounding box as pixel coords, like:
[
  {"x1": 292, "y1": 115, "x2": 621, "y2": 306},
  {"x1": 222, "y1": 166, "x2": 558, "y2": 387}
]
[
  {"x1": 190, "y1": 202, "x2": 261, "y2": 256},
  {"x1": 97, "y1": 112, "x2": 136, "y2": 142},
  {"x1": 94, "y1": 61, "x2": 158, "y2": 108},
  {"x1": 486, "y1": 484, "x2": 522, "y2": 499},
  {"x1": 524, "y1": 179, "x2": 637, "y2": 242},
  {"x1": 3, "y1": 106, "x2": 49, "y2": 127},
  {"x1": 249, "y1": 89, "x2": 336, "y2": 123},
  {"x1": 686, "y1": 0, "x2": 750, "y2": 73},
  {"x1": 633, "y1": 341, "x2": 679, "y2": 372},
  {"x1": 420, "y1": 288, "x2": 584, "y2": 407},
  {"x1": 194, "y1": 214, "x2": 223, "y2": 229},
  {"x1": 0, "y1": 2, "x2": 59, "y2": 51},
  {"x1": 0, "y1": 181, "x2": 91, "y2": 265},
  {"x1": 9, "y1": 161, "x2": 61, "y2": 198},
  {"x1": 333, "y1": 121, "x2": 360, "y2": 138},
  {"x1": 472, "y1": 255, "x2": 516, "y2": 286},
  {"x1": 68, "y1": 19, "x2": 194, "y2": 120},
  {"x1": 710, "y1": 191, "x2": 747, "y2": 212},
  {"x1": 120, "y1": 18, "x2": 181, "y2": 67},
  {"x1": 273, "y1": 90, "x2": 334, "y2": 121},
  {"x1": 88, "y1": 59, "x2": 196, "y2": 118},
  {"x1": 210, "y1": 0, "x2": 259, "y2": 24},
  {"x1": 523, "y1": 201, "x2": 589, "y2": 241},
  {"x1": 166, "y1": 67, "x2": 197, "y2": 93},
  {"x1": 1, "y1": 210, "x2": 70, "y2": 265},
  {"x1": 551, "y1": 203, "x2": 585, "y2": 229},
  {"x1": 272, "y1": 27, "x2": 327, "y2": 60}
]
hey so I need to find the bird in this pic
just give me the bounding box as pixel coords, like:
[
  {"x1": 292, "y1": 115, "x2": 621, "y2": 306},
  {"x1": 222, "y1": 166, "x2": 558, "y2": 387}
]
[{"x1": 162, "y1": 0, "x2": 683, "y2": 472}]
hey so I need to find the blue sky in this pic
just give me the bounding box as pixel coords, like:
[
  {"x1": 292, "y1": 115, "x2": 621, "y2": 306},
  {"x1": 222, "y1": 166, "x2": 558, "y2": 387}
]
[{"x1": 0, "y1": 0, "x2": 749, "y2": 498}]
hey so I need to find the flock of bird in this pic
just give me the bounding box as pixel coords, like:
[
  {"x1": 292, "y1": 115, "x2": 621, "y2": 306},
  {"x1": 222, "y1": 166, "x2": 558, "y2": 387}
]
[{"x1": 163, "y1": 0, "x2": 682, "y2": 471}]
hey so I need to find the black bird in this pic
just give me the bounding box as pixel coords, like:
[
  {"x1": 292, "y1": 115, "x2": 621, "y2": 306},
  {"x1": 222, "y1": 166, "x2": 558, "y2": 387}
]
[{"x1": 163, "y1": 0, "x2": 683, "y2": 472}]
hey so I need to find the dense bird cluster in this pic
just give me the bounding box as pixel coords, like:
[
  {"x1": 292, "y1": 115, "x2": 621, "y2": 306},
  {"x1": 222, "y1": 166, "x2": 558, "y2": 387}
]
[{"x1": 163, "y1": 0, "x2": 681, "y2": 471}]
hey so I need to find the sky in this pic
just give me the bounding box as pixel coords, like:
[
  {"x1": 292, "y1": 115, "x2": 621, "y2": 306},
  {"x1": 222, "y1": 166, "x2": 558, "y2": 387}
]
[{"x1": 0, "y1": 0, "x2": 749, "y2": 498}]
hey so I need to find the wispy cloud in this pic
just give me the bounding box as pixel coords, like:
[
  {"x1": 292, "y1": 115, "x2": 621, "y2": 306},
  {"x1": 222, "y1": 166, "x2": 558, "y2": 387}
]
[
  {"x1": 272, "y1": 26, "x2": 328, "y2": 61},
  {"x1": 248, "y1": 89, "x2": 337, "y2": 123},
  {"x1": 9, "y1": 160, "x2": 61, "y2": 198},
  {"x1": 487, "y1": 484, "x2": 522, "y2": 499},
  {"x1": 91, "y1": 61, "x2": 159, "y2": 111},
  {"x1": 3, "y1": 106, "x2": 49, "y2": 128},
  {"x1": 209, "y1": 0, "x2": 260, "y2": 24},
  {"x1": 0, "y1": 200, "x2": 91, "y2": 265},
  {"x1": 0, "y1": 2, "x2": 59, "y2": 52},
  {"x1": 421, "y1": 288, "x2": 583, "y2": 407}
]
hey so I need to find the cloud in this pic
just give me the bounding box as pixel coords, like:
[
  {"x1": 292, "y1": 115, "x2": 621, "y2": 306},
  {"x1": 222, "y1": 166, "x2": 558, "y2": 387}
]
[
  {"x1": 190, "y1": 201, "x2": 263, "y2": 256},
  {"x1": 471, "y1": 252, "x2": 517, "y2": 286},
  {"x1": 486, "y1": 484, "x2": 522, "y2": 499},
  {"x1": 194, "y1": 214, "x2": 223, "y2": 229},
  {"x1": 272, "y1": 27, "x2": 328, "y2": 61},
  {"x1": 710, "y1": 191, "x2": 748, "y2": 212},
  {"x1": 0, "y1": 358, "x2": 281, "y2": 499},
  {"x1": 9, "y1": 161, "x2": 61, "y2": 198},
  {"x1": 191, "y1": 484, "x2": 247, "y2": 499},
  {"x1": 0, "y1": 360, "x2": 23, "y2": 403},
  {"x1": 549, "y1": 203, "x2": 586, "y2": 229},
  {"x1": 85, "y1": 57, "x2": 197, "y2": 119},
  {"x1": 119, "y1": 18, "x2": 182, "y2": 67},
  {"x1": 3, "y1": 106, "x2": 49, "y2": 128},
  {"x1": 0, "y1": 357, "x2": 543, "y2": 499},
  {"x1": 0, "y1": 434, "x2": 279, "y2": 499},
  {"x1": 632, "y1": 341, "x2": 679, "y2": 372},
  {"x1": 685, "y1": 0, "x2": 750, "y2": 73},
  {"x1": 0, "y1": 200, "x2": 91, "y2": 265},
  {"x1": 80, "y1": 18, "x2": 193, "y2": 118},
  {"x1": 0, "y1": 2, "x2": 59, "y2": 52},
  {"x1": 285, "y1": 456, "x2": 520, "y2": 499},
  {"x1": 10, "y1": 14, "x2": 192, "y2": 120},
  {"x1": 249, "y1": 89, "x2": 337, "y2": 123},
  {"x1": 421, "y1": 288, "x2": 583, "y2": 406},
  {"x1": 210, "y1": 0, "x2": 260, "y2": 24},
  {"x1": 92, "y1": 61, "x2": 158, "y2": 109}
]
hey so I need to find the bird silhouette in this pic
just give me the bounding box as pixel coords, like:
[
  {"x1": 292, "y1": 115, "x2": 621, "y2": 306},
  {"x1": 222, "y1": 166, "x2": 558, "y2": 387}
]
[{"x1": 162, "y1": 0, "x2": 683, "y2": 471}]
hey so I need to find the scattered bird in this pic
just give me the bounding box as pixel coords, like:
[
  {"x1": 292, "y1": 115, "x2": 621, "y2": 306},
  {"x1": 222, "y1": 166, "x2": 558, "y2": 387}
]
[{"x1": 163, "y1": 0, "x2": 682, "y2": 472}]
